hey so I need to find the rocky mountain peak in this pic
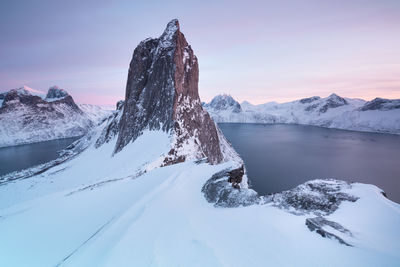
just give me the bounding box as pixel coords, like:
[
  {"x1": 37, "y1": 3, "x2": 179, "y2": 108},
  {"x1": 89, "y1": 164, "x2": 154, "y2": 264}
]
[
  {"x1": 114, "y1": 20, "x2": 231, "y2": 165},
  {"x1": 46, "y1": 86, "x2": 69, "y2": 100},
  {"x1": 160, "y1": 19, "x2": 179, "y2": 45},
  {"x1": 206, "y1": 94, "x2": 242, "y2": 113},
  {"x1": 318, "y1": 93, "x2": 348, "y2": 113}
]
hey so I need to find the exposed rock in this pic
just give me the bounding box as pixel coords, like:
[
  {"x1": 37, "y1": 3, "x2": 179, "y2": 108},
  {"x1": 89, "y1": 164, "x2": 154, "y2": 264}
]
[
  {"x1": 271, "y1": 179, "x2": 358, "y2": 216},
  {"x1": 95, "y1": 104, "x2": 124, "y2": 148},
  {"x1": 300, "y1": 96, "x2": 320, "y2": 104},
  {"x1": 318, "y1": 93, "x2": 348, "y2": 113},
  {"x1": 46, "y1": 86, "x2": 69, "y2": 100},
  {"x1": 360, "y1": 97, "x2": 400, "y2": 111},
  {"x1": 114, "y1": 19, "x2": 228, "y2": 164},
  {"x1": 202, "y1": 168, "x2": 259, "y2": 207},
  {"x1": 228, "y1": 165, "x2": 244, "y2": 189},
  {"x1": 116, "y1": 100, "x2": 124, "y2": 111},
  {"x1": 306, "y1": 217, "x2": 353, "y2": 246}
]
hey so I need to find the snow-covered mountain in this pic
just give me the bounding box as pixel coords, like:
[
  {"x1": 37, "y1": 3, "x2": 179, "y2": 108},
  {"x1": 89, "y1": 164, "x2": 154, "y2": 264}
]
[
  {"x1": 0, "y1": 85, "x2": 112, "y2": 147},
  {"x1": 205, "y1": 93, "x2": 400, "y2": 134},
  {"x1": 0, "y1": 20, "x2": 399, "y2": 267}
]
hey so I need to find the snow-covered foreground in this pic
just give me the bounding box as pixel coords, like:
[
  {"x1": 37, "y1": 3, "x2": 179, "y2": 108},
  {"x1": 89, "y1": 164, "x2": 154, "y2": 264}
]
[{"x1": 1, "y1": 128, "x2": 399, "y2": 266}]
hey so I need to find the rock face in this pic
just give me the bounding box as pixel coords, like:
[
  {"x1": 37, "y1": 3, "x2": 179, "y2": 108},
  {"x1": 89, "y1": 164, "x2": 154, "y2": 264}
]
[
  {"x1": 45, "y1": 86, "x2": 69, "y2": 100},
  {"x1": 114, "y1": 19, "x2": 227, "y2": 164},
  {"x1": 318, "y1": 93, "x2": 348, "y2": 113},
  {"x1": 361, "y1": 97, "x2": 400, "y2": 111},
  {"x1": 299, "y1": 96, "x2": 321, "y2": 104}
]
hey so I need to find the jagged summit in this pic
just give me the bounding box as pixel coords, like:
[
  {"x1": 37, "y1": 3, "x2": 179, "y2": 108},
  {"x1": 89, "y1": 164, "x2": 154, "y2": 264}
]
[
  {"x1": 113, "y1": 19, "x2": 233, "y2": 165},
  {"x1": 46, "y1": 86, "x2": 69, "y2": 100},
  {"x1": 159, "y1": 19, "x2": 179, "y2": 45},
  {"x1": 205, "y1": 94, "x2": 242, "y2": 113}
]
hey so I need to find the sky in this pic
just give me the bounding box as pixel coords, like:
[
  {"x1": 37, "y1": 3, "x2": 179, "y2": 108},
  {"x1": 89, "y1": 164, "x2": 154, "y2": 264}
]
[{"x1": 1, "y1": 0, "x2": 399, "y2": 105}]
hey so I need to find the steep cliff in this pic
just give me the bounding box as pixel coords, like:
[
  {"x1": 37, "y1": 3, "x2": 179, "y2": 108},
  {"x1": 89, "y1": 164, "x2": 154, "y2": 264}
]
[{"x1": 114, "y1": 19, "x2": 231, "y2": 164}]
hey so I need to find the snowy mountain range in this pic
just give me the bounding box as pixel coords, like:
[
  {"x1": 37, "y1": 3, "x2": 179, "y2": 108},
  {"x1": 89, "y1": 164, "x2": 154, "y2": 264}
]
[
  {"x1": 0, "y1": 85, "x2": 112, "y2": 147},
  {"x1": 204, "y1": 93, "x2": 400, "y2": 134},
  {"x1": 0, "y1": 20, "x2": 399, "y2": 266}
]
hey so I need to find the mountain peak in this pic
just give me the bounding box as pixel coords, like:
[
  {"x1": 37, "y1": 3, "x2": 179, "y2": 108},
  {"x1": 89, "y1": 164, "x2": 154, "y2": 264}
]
[
  {"x1": 207, "y1": 94, "x2": 242, "y2": 113},
  {"x1": 159, "y1": 19, "x2": 180, "y2": 48},
  {"x1": 46, "y1": 86, "x2": 69, "y2": 100},
  {"x1": 114, "y1": 20, "x2": 234, "y2": 165}
]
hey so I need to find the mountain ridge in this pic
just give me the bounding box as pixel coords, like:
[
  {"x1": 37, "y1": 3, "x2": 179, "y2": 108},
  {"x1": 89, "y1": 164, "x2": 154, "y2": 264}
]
[{"x1": 205, "y1": 93, "x2": 400, "y2": 134}]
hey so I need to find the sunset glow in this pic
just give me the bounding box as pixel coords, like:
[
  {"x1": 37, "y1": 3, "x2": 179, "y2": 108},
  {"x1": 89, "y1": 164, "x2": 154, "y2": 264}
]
[{"x1": 1, "y1": 0, "x2": 399, "y2": 105}]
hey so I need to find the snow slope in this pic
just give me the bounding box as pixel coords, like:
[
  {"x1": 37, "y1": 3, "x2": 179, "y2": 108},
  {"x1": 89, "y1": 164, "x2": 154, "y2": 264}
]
[
  {"x1": 0, "y1": 123, "x2": 399, "y2": 266},
  {"x1": 0, "y1": 86, "x2": 112, "y2": 147},
  {"x1": 205, "y1": 94, "x2": 400, "y2": 134}
]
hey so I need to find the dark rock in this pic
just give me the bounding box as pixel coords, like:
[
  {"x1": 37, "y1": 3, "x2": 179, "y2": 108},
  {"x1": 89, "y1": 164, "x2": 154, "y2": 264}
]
[
  {"x1": 46, "y1": 86, "x2": 69, "y2": 99},
  {"x1": 306, "y1": 217, "x2": 353, "y2": 246},
  {"x1": 360, "y1": 98, "x2": 400, "y2": 111},
  {"x1": 228, "y1": 165, "x2": 244, "y2": 189},
  {"x1": 116, "y1": 100, "x2": 124, "y2": 111},
  {"x1": 271, "y1": 179, "x2": 358, "y2": 216},
  {"x1": 202, "y1": 168, "x2": 259, "y2": 207},
  {"x1": 300, "y1": 96, "x2": 320, "y2": 104},
  {"x1": 96, "y1": 104, "x2": 123, "y2": 148},
  {"x1": 304, "y1": 103, "x2": 319, "y2": 112},
  {"x1": 319, "y1": 93, "x2": 348, "y2": 113},
  {"x1": 1, "y1": 89, "x2": 43, "y2": 110},
  {"x1": 114, "y1": 19, "x2": 224, "y2": 164}
]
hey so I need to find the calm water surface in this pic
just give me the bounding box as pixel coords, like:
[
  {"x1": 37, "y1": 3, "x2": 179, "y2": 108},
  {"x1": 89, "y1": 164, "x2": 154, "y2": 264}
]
[
  {"x1": 219, "y1": 123, "x2": 400, "y2": 203},
  {"x1": 0, "y1": 137, "x2": 80, "y2": 176}
]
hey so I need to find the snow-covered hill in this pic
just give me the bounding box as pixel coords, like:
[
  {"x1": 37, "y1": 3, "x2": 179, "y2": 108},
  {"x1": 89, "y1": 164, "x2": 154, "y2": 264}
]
[
  {"x1": 0, "y1": 20, "x2": 399, "y2": 267},
  {"x1": 0, "y1": 86, "x2": 112, "y2": 147},
  {"x1": 205, "y1": 94, "x2": 400, "y2": 134}
]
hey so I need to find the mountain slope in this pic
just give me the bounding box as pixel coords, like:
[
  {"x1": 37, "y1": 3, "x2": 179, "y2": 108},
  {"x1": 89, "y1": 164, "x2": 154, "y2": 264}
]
[
  {"x1": 205, "y1": 94, "x2": 400, "y2": 134},
  {"x1": 0, "y1": 86, "x2": 112, "y2": 147}
]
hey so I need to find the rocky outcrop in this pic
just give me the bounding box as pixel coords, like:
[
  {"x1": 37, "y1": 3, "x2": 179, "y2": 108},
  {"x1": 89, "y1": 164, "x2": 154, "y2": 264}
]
[
  {"x1": 306, "y1": 217, "x2": 353, "y2": 246},
  {"x1": 114, "y1": 19, "x2": 229, "y2": 165},
  {"x1": 271, "y1": 179, "x2": 358, "y2": 216},
  {"x1": 361, "y1": 97, "x2": 400, "y2": 111},
  {"x1": 202, "y1": 168, "x2": 259, "y2": 207},
  {"x1": 95, "y1": 100, "x2": 125, "y2": 148}
]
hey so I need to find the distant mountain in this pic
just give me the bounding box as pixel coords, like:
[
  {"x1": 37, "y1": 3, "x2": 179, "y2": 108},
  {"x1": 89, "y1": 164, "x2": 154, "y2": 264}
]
[
  {"x1": 204, "y1": 93, "x2": 400, "y2": 134},
  {"x1": 0, "y1": 86, "x2": 112, "y2": 147}
]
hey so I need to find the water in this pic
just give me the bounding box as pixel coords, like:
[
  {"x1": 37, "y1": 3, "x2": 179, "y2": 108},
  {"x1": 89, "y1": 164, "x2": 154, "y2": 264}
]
[
  {"x1": 0, "y1": 137, "x2": 80, "y2": 176},
  {"x1": 219, "y1": 123, "x2": 400, "y2": 203}
]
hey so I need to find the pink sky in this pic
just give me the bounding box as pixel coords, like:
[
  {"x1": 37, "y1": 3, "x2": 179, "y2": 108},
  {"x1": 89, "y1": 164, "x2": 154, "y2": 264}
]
[{"x1": 1, "y1": 0, "x2": 399, "y2": 105}]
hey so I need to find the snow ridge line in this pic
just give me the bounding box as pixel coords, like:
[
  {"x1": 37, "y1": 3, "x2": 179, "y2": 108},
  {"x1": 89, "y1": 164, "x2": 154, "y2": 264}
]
[{"x1": 55, "y1": 216, "x2": 116, "y2": 267}]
